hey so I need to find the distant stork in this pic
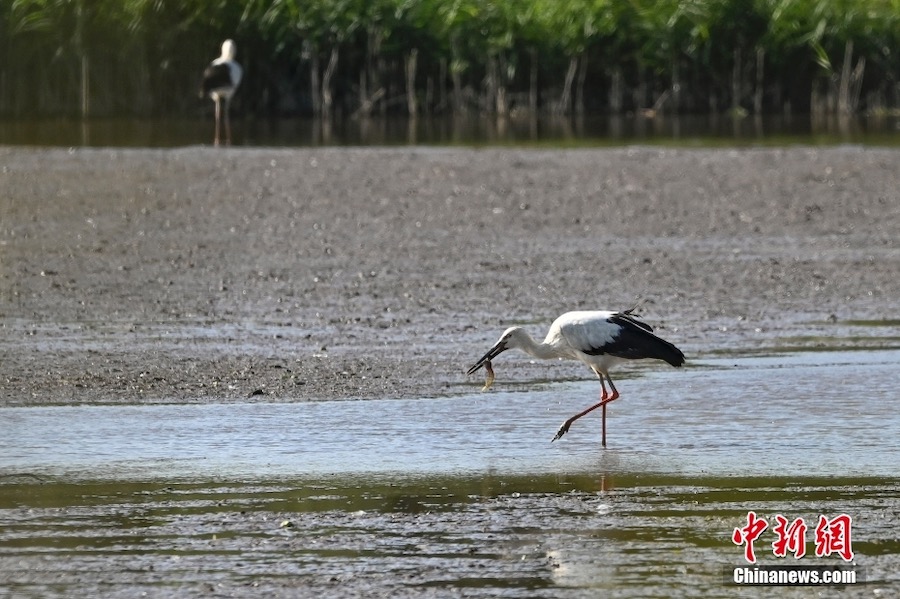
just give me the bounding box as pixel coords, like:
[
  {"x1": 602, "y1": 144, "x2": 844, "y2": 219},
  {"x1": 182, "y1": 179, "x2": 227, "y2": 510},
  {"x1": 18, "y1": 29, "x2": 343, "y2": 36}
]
[
  {"x1": 200, "y1": 39, "x2": 243, "y2": 146},
  {"x1": 467, "y1": 309, "x2": 685, "y2": 447}
]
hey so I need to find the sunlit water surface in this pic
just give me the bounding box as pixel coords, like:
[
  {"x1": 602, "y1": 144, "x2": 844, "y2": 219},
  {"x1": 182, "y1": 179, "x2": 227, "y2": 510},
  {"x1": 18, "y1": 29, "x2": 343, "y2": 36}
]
[{"x1": 2, "y1": 350, "x2": 899, "y2": 597}]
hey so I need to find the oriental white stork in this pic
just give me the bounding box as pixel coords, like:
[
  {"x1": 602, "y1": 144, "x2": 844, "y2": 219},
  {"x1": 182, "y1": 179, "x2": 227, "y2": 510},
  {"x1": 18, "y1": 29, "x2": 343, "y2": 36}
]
[
  {"x1": 467, "y1": 309, "x2": 685, "y2": 447},
  {"x1": 200, "y1": 39, "x2": 243, "y2": 146}
]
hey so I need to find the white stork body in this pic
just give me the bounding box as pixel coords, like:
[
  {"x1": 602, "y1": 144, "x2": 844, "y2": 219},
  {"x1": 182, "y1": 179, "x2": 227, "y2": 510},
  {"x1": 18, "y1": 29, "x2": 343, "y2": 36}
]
[
  {"x1": 200, "y1": 40, "x2": 243, "y2": 146},
  {"x1": 467, "y1": 309, "x2": 685, "y2": 447}
]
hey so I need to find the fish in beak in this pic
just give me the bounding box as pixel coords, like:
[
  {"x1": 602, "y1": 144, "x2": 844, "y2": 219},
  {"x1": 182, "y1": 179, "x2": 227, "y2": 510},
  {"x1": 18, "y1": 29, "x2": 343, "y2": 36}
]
[{"x1": 467, "y1": 339, "x2": 509, "y2": 391}]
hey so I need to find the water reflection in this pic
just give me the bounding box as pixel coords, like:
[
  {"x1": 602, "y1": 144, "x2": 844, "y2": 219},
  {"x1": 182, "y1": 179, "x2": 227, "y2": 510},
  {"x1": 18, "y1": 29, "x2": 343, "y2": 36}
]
[{"x1": 1, "y1": 113, "x2": 898, "y2": 148}]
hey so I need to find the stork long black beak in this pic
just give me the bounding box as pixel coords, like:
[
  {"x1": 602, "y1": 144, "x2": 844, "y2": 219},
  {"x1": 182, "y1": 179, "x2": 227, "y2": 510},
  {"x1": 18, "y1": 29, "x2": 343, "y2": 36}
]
[{"x1": 466, "y1": 341, "x2": 508, "y2": 375}]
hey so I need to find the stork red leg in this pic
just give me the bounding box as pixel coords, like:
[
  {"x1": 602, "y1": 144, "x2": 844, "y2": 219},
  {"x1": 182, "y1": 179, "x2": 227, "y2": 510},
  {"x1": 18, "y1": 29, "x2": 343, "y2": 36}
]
[
  {"x1": 601, "y1": 376, "x2": 620, "y2": 448},
  {"x1": 224, "y1": 98, "x2": 232, "y2": 146},
  {"x1": 552, "y1": 374, "x2": 620, "y2": 445},
  {"x1": 214, "y1": 97, "x2": 222, "y2": 146}
]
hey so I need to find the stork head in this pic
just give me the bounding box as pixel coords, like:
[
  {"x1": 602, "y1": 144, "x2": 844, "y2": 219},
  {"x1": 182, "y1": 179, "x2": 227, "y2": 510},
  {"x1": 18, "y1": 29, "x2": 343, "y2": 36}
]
[
  {"x1": 466, "y1": 327, "x2": 521, "y2": 375},
  {"x1": 221, "y1": 39, "x2": 237, "y2": 61}
]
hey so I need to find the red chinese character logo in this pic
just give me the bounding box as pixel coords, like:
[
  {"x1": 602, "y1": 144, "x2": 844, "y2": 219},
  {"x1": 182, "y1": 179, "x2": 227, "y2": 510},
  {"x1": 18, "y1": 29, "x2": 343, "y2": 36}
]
[
  {"x1": 772, "y1": 515, "x2": 807, "y2": 559},
  {"x1": 732, "y1": 511, "x2": 768, "y2": 563},
  {"x1": 814, "y1": 514, "x2": 854, "y2": 562}
]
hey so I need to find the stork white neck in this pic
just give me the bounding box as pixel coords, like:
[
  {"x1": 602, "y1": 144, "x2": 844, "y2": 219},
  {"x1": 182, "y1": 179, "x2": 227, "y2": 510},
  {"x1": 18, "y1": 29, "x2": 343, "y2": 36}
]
[
  {"x1": 220, "y1": 39, "x2": 237, "y2": 62},
  {"x1": 505, "y1": 327, "x2": 565, "y2": 361}
]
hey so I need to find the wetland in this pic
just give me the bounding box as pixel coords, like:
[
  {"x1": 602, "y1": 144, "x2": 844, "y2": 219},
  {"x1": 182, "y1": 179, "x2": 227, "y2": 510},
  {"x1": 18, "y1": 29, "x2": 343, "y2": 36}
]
[{"x1": 1, "y1": 145, "x2": 898, "y2": 596}]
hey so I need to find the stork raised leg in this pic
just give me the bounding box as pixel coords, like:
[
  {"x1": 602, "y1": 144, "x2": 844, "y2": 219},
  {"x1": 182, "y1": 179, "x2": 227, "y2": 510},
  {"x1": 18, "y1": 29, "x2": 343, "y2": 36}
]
[{"x1": 553, "y1": 370, "x2": 620, "y2": 445}]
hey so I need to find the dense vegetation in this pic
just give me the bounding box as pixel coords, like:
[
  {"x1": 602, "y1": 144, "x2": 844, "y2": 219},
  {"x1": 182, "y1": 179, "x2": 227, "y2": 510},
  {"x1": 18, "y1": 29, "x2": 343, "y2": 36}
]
[{"x1": 2, "y1": 0, "x2": 899, "y2": 119}]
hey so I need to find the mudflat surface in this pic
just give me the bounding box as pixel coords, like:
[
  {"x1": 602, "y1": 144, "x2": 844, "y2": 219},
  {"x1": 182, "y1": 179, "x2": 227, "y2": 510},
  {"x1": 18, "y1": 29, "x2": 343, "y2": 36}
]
[{"x1": 1, "y1": 146, "x2": 898, "y2": 405}]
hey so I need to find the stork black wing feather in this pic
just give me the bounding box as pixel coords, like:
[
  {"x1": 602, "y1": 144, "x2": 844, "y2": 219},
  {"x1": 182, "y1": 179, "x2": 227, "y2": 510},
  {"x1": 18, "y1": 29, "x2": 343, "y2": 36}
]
[
  {"x1": 611, "y1": 311, "x2": 654, "y2": 332},
  {"x1": 200, "y1": 63, "x2": 233, "y2": 97},
  {"x1": 584, "y1": 314, "x2": 685, "y2": 367}
]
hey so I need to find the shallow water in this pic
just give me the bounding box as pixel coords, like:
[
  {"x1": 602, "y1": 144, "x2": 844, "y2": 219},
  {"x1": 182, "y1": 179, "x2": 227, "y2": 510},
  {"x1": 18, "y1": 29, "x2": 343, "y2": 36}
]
[
  {"x1": 3, "y1": 350, "x2": 898, "y2": 480},
  {"x1": 2, "y1": 350, "x2": 899, "y2": 597},
  {"x1": 2, "y1": 114, "x2": 899, "y2": 148}
]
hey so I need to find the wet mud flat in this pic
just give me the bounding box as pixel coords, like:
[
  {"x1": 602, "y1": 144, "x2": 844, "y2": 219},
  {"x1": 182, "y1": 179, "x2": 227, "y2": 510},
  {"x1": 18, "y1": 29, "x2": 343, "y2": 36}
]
[
  {"x1": 1, "y1": 145, "x2": 898, "y2": 404},
  {"x1": 2, "y1": 474, "x2": 898, "y2": 599}
]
